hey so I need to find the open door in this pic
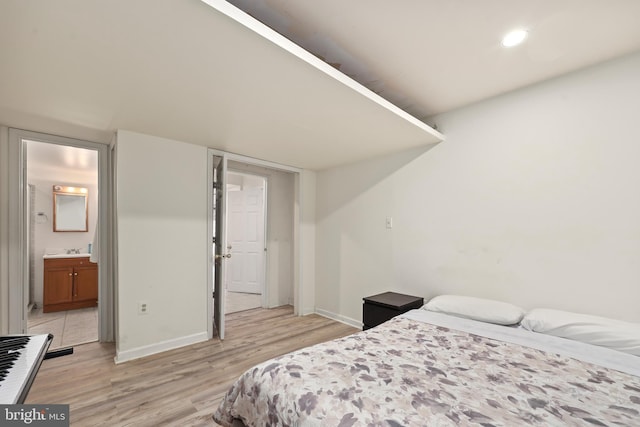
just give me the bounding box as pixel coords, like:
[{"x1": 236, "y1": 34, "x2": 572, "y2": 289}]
[
  {"x1": 211, "y1": 153, "x2": 229, "y2": 340},
  {"x1": 208, "y1": 149, "x2": 302, "y2": 340}
]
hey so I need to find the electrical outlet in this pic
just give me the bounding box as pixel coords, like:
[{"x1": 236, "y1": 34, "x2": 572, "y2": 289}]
[{"x1": 138, "y1": 301, "x2": 149, "y2": 315}]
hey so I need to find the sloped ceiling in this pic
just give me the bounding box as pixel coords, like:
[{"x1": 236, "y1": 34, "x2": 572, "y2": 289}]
[
  {"x1": 227, "y1": 0, "x2": 640, "y2": 120},
  {"x1": 0, "y1": 0, "x2": 442, "y2": 170},
  {"x1": 3, "y1": 1, "x2": 640, "y2": 170}
]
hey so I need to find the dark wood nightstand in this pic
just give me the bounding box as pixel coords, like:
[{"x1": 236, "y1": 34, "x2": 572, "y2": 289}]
[{"x1": 362, "y1": 291, "x2": 424, "y2": 330}]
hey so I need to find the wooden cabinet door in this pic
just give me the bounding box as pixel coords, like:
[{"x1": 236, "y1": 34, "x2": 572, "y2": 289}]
[
  {"x1": 44, "y1": 267, "x2": 74, "y2": 306},
  {"x1": 43, "y1": 257, "x2": 98, "y2": 312},
  {"x1": 74, "y1": 265, "x2": 98, "y2": 303}
]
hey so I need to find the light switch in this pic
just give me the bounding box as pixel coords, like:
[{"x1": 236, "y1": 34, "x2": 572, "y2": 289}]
[{"x1": 386, "y1": 217, "x2": 393, "y2": 229}]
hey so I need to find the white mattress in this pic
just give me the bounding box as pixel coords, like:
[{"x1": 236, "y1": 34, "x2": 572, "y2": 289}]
[{"x1": 401, "y1": 309, "x2": 640, "y2": 377}]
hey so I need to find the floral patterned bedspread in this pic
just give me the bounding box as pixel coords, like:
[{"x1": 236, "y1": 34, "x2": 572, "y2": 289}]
[{"x1": 213, "y1": 316, "x2": 640, "y2": 426}]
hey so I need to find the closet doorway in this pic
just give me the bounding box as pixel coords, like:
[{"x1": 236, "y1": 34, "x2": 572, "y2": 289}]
[{"x1": 208, "y1": 150, "x2": 299, "y2": 341}]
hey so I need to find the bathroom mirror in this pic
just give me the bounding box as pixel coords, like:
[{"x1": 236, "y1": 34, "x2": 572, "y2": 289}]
[{"x1": 53, "y1": 185, "x2": 88, "y2": 232}]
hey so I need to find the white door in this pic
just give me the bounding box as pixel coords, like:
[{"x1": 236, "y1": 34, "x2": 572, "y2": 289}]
[
  {"x1": 211, "y1": 153, "x2": 229, "y2": 340},
  {"x1": 227, "y1": 175, "x2": 265, "y2": 294}
]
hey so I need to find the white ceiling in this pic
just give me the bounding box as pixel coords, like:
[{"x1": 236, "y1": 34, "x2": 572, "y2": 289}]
[
  {"x1": 26, "y1": 140, "x2": 98, "y2": 183},
  {"x1": 2, "y1": 1, "x2": 640, "y2": 170},
  {"x1": 227, "y1": 0, "x2": 640, "y2": 119}
]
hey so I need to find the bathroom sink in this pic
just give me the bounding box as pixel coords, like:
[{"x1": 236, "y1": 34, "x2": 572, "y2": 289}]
[{"x1": 43, "y1": 253, "x2": 91, "y2": 259}]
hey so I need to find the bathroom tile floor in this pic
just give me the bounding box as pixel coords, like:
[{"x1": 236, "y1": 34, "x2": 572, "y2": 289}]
[{"x1": 28, "y1": 306, "x2": 98, "y2": 350}]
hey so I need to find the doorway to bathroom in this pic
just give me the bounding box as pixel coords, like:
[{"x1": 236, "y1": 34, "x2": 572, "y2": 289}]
[
  {"x1": 24, "y1": 140, "x2": 99, "y2": 350},
  {"x1": 7, "y1": 128, "x2": 114, "y2": 350}
]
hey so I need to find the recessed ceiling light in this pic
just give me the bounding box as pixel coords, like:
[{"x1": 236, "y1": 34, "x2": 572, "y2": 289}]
[{"x1": 501, "y1": 29, "x2": 528, "y2": 47}]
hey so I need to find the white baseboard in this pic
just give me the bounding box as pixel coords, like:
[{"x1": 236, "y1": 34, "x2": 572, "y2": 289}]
[
  {"x1": 314, "y1": 308, "x2": 362, "y2": 329},
  {"x1": 114, "y1": 331, "x2": 208, "y2": 364},
  {"x1": 300, "y1": 306, "x2": 315, "y2": 316}
]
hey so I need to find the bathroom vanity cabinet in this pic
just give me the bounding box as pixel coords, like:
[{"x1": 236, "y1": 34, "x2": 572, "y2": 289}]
[{"x1": 43, "y1": 256, "x2": 98, "y2": 313}]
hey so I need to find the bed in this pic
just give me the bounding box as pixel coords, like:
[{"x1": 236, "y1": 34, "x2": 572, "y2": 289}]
[{"x1": 213, "y1": 304, "x2": 640, "y2": 426}]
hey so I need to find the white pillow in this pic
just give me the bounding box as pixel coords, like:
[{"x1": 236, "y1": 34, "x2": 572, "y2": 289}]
[
  {"x1": 423, "y1": 295, "x2": 525, "y2": 325},
  {"x1": 521, "y1": 308, "x2": 640, "y2": 356}
]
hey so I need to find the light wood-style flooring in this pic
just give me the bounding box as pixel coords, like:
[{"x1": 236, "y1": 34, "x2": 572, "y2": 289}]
[{"x1": 27, "y1": 306, "x2": 358, "y2": 426}]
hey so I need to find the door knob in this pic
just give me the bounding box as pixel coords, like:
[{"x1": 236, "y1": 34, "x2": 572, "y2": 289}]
[{"x1": 214, "y1": 253, "x2": 232, "y2": 260}]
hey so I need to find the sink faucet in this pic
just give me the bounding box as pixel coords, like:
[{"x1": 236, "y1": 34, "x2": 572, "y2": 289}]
[{"x1": 66, "y1": 248, "x2": 80, "y2": 254}]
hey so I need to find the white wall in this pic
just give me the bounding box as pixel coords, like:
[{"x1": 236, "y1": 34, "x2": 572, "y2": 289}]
[
  {"x1": 315, "y1": 51, "x2": 640, "y2": 324},
  {"x1": 300, "y1": 170, "x2": 316, "y2": 315},
  {"x1": 115, "y1": 130, "x2": 208, "y2": 362},
  {"x1": 268, "y1": 170, "x2": 295, "y2": 307}
]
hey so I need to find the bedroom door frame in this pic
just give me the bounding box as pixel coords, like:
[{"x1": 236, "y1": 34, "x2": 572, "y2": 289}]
[
  {"x1": 207, "y1": 148, "x2": 302, "y2": 341},
  {"x1": 7, "y1": 128, "x2": 115, "y2": 341}
]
